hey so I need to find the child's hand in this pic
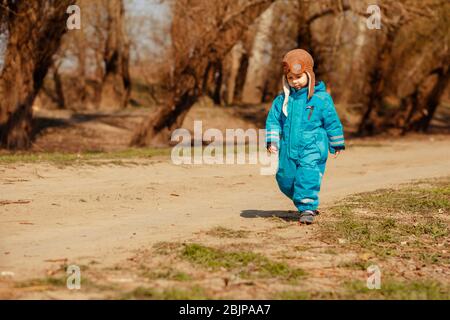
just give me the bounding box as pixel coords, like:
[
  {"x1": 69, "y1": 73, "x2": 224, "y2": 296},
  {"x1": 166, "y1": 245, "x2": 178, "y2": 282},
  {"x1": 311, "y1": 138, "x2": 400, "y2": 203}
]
[
  {"x1": 334, "y1": 150, "x2": 342, "y2": 158},
  {"x1": 268, "y1": 145, "x2": 278, "y2": 154}
]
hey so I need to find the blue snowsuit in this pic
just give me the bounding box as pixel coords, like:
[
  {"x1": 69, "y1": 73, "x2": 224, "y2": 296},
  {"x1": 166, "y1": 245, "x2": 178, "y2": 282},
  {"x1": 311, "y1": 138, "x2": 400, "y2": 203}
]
[{"x1": 265, "y1": 81, "x2": 345, "y2": 212}]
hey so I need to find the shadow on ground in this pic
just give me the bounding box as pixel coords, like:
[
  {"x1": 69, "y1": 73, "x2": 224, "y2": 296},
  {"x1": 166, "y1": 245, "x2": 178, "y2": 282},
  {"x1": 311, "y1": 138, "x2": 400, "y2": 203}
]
[{"x1": 240, "y1": 209, "x2": 299, "y2": 222}]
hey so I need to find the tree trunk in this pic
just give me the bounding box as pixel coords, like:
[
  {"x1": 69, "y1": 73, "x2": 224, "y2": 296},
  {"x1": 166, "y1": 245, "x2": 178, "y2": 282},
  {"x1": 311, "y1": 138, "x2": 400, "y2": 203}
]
[
  {"x1": 406, "y1": 66, "x2": 450, "y2": 132},
  {"x1": 221, "y1": 42, "x2": 244, "y2": 105},
  {"x1": 233, "y1": 53, "x2": 250, "y2": 103},
  {"x1": 357, "y1": 24, "x2": 400, "y2": 136},
  {"x1": 131, "y1": 91, "x2": 198, "y2": 147},
  {"x1": 53, "y1": 63, "x2": 66, "y2": 109},
  {"x1": 0, "y1": 0, "x2": 72, "y2": 149},
  {"x1": 99, "y1": 0, "x2": 131, "y2": 109},
  {"x1": 212, "y1": 61, "x2": 223, "y2": 105},
  {"x1": 202, "y1": 60, "x2": 223, "y2": 105},
  {"x1": 241, "y1": 5, "x2": 274, "y2": 104}
]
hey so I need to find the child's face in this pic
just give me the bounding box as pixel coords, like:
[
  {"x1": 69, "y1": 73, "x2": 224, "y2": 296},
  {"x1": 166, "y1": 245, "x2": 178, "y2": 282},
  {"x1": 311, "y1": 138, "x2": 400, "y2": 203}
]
[{"x1": 287, "y1": 72, "x2": 308, "y2": 89}]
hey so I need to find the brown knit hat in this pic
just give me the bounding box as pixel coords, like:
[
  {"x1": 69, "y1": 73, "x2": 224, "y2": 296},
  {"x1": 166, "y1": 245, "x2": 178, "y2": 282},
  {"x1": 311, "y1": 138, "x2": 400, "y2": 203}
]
[
  {"x1": 280, "y1": 49, "x2": 316, "y2": 116},
  {"x1": 283, "y1": 49, "x2": 315, "y2": 96}
]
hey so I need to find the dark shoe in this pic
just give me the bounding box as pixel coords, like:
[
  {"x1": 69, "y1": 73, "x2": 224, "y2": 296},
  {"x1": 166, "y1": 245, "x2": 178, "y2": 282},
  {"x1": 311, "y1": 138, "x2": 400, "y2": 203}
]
[{"x1": 299, "y1": 210, "x2": 315, "y2": 225}]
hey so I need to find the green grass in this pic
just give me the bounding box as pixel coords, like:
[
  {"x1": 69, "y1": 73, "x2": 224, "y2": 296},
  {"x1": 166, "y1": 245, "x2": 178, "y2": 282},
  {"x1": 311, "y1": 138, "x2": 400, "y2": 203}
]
[
  {"x1": 347, "y1": 142, "x2": 385, "y2": 148},
  {"x1": 141, "y1": 268, "x2": 192, "y2": 282},
  {"x1": 355, "y1": 183, "x2": 450, "y2": 214},
  {"x1": 274, "y1": 290, "x2": 311, "y2": 300},
  {"x1": 181, "y1": 243, "x2": 305, "y2": 280},
  {"x1": 120, "y1": 285, "x2": 209, "y2": 300},
  {"x1": 0, "y1": 148, "x2": 172, "y2": 166},
  {"x1": 14, "y1": 264, "x2": 115, "y2": 292},
  {"x1": 205, "y1": 227, "x2": 250, "y2": 239},
  {"x1": 344, "y1": 279, "x2": 450, "y2": 300},
  {"x1": 0, "y1": 143, "x2": 270, "y2": 166},
  {"x1": 321, "y1": 178, "x2": 450, "y2": 262},
  {"x1": 337, "y1": 260, "x2": 372, "y2": 271},
  {"x1": 275, "y1": 290, "x2": 353, "y2": 300},
  {"x1": 274, "y1": 279, "x2": 450, "y2": 300},
  {"x1": 152, "y1": 241, "x2": 182, "y2": 255},
  {"x1": 15, "y1": 276, "x2": 67, "y2": 288}
]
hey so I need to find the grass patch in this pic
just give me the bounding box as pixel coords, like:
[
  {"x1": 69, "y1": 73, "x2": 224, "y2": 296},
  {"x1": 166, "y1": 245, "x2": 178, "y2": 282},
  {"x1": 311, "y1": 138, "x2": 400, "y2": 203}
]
[
  {"x1": 275, "y1": 279, "x2": 450, "y2": 300},
  {"x1": 205, "y1": 227, "x2": 250, "y2": 239},
  {"x1": 14, "y1": 266, "x2": 114, "y2": 292},
  {"x1": 337, "y1": 260, "x2": 372, "y2": 271},
  {"x1": 0, "y1": 148, "x2": 172, "y2": 166},
  {"x1": 0, "y1": 144, "x2": 281, "y2": 166},
  {"x1": 121, "y1": 285, "x2": 208, "y2": 300},
  {"x1": 274, "y1": 290, "x2": 346, "y2": 300},
  {"x1": 348, "y1": 142, "x2": 386, "y2": 148},
  {"x1": 321, "y1": 178, "x2": 449, "y2": 262},
  {"x1": 274, "y1": 290, "x2": 311, "y2": 300},
  {"x1": 15, "y1": 276, "x2": 67, "y2": 289},
  {"x1": 152, "y1": 241, "x2": 182, "y2": 255},
  {"x1": 181, "y1": 243, "x2": 305, "y2": 280},
  {"x1": 142, "y1": 268, "x2": 192, "y2": 282},
  {"x1": 355, "y1": 182, "x2": 450, "y2": 214},
  {"x1": 344, "y1": 279, "x2": 450, "y2": 300}
]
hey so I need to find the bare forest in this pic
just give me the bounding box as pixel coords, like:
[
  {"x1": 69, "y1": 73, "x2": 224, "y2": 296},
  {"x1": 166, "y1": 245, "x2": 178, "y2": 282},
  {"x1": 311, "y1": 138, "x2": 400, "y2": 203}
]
[
  {"x1": 0, "y1": 0, "x2": 448, "y2": 151},
  {"x1": 0, "y1": 0, "x2": 449, "y2": 301}
]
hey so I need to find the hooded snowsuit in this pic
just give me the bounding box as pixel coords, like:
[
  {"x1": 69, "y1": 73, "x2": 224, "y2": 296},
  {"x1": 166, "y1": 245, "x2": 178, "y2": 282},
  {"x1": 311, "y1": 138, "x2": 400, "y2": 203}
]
[{"x1": 265, "y1": 80, "x2": 345, "y2": 212}]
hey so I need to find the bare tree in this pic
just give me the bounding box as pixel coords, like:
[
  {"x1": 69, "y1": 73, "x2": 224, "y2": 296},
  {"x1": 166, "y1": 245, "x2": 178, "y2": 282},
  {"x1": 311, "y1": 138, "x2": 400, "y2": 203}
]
[
  {"x1": 288, "y1": 0, "x2": 449, "y2": 135},
  {"x1": 389, "y1": 1, "x2": 449, "y2": 133},
  {"x1": 131, "y1": 0, "x2": 275, "y2": 147},
  {"x1": 0, "y1": 0, "x2": 72, "y2": 149},
  {"x1": 358, "y1": 0, "x2": 449, "y2": 135},
  {"x1": 257, "y1": 0, "x2": 301, "y2": 102}
]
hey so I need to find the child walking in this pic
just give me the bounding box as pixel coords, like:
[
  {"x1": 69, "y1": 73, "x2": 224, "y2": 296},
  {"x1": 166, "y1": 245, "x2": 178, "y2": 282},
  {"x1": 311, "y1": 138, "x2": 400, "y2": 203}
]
[{"x1": 266, "y1": 49, "x2": 345, "y2": 225}]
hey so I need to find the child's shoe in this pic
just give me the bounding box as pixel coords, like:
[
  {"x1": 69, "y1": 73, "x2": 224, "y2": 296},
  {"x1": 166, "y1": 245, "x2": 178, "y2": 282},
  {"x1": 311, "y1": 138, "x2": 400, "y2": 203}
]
[{"x1": 299, "y1": 210, "x2": 315, "y2": 225}]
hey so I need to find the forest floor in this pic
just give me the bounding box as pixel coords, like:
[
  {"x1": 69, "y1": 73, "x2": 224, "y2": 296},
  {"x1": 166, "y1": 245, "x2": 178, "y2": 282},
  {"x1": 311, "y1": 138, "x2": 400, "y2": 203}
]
[{"x1": 0, "y1": 102, "x2": 449, "y2": 299}]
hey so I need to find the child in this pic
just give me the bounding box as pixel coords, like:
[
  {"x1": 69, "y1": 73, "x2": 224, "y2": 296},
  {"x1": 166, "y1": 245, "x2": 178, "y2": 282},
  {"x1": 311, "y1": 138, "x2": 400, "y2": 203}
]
[{"x1": 266, "y1": 49, "x2": 345, "y2": 225}]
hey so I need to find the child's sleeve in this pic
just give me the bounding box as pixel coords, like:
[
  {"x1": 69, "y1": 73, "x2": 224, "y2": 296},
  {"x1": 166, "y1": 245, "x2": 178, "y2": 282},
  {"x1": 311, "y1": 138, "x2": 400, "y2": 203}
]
[
  {"x1": 322, "y1": 95, "x2": 345, "y2": 154},
  {"x1": 265, "y1": 95, "x2": 284, "y2": 148}
]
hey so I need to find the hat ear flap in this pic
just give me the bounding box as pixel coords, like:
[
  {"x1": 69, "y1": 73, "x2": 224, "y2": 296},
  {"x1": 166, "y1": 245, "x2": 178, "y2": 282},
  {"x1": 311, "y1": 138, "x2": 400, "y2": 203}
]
[
  {"x1": 282, "y1": 76, "x2": 290, "y2": 117},
  {"x1": 305, "y1": 71, "x2": 315, "y2": 100}
]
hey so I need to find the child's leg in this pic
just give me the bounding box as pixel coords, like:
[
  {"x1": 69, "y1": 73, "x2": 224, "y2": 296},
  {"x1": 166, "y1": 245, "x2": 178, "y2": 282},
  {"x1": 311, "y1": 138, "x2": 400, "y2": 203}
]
[
  {"x1": 275, "y1": 154, "x2": 297, "y2": 200},
  {"x1": 292, "y1": 144, "x2": 326, "y2": 212},
  {"x1": 292, "y1": 163, "x2": 322, "y2": 211}
]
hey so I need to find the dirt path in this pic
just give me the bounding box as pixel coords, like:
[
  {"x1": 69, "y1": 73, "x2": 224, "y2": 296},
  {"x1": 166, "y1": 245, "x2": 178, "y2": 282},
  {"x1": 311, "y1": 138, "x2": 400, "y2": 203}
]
[{"x1": 1, "y1": 136, "x2": 449, "y2": 284}]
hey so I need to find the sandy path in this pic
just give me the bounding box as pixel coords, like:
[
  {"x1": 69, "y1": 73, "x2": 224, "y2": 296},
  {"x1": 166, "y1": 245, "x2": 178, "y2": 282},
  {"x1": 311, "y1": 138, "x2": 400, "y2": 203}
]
[{"x1": 1, "y1": 137, "x2": 449, "y2": 279}]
